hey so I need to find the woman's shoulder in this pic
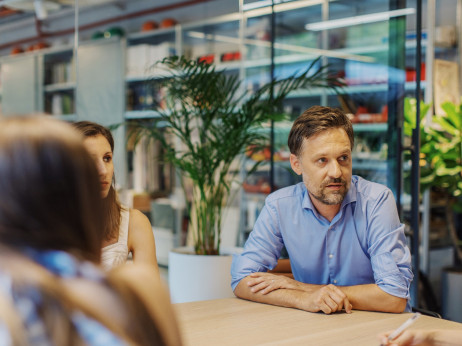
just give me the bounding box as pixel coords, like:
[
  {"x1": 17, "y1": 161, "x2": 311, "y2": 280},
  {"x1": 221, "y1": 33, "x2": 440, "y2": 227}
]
[{"x1": 128, "y1": 208, "x2": 151, "y2": 228}]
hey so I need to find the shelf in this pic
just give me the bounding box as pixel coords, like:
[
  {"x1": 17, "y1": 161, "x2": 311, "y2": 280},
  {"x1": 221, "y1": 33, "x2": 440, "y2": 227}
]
[
  {"x1": 126, "y1": 75, "x2": 163, "y2": 83},
  {"x1": 51, "y1": 114, "x2": 77, "y2": 122},
  {"x1": 243, "y1": 38, "x2": 429, "y2": 71},
  {"x1": 335, "y1": 39, "x2": 428, "y2": 57},
  {"x1": 352, "y1": 158, "x2": 387, "y2": 171},
  {"x1": 127, "y1": 26, "x2": 176, "y2": 41},
  {"x1": 126, "y1": 59, "x2": 241, "y2": 82},
  {"x1": 353, "y1": 123, "x2": 388, "y2": 132},
  {"x1": 44, "y1": 82, "x2": 76, "y2": 92},
  {"x1": 125, "y1": 110, "x2": 162, "y2": 119},
  {"x1": 284, "y1": 81, "x2": 425, "y2": 98}
]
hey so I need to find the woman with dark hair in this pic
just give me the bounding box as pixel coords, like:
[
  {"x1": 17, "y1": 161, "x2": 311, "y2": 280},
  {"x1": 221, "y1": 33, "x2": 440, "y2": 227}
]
[
  {"x1": 0, "y1": 116, "x2": 181, "y2": 345},
  {"x1": 73, "y1": 121, "x2": 158, "y2": 272}
]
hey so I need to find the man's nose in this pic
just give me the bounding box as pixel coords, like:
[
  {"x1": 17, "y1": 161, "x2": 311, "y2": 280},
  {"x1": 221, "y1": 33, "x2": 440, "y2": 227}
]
[{"x1": 327, "y1": 160, "x2": 341, "y2": 178}]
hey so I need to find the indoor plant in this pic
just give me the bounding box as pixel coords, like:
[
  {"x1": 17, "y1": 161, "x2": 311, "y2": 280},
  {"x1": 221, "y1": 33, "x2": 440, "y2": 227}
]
[
  {"x1": 404, "y1": 97, "x2": 462, "y2": 261},
  {"x1": 130, "y1": 55, "x2": 342, "y2": 256}
]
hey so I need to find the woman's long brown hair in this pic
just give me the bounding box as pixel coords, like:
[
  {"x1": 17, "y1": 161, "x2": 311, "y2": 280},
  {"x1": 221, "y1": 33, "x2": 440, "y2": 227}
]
[
  {"x1": 0, "y1": 117, "x2": 104, "y2": 262},
  {"x1": 72, "y1": 121, "x2": 123, "y2": 241}
]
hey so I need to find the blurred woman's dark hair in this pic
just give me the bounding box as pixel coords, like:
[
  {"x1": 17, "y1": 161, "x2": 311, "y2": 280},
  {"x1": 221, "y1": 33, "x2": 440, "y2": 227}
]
[
  {"x1": 0, "y1": 117, "x2": 181, "y2": 345},
  {"x1": 0, "y1": 117, "x2": 104, "y2": 262}
]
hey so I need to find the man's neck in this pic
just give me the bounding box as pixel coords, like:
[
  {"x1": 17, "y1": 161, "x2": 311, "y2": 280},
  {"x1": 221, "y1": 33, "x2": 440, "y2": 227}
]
[{"x1": 309, "y1": 194, "x2": 341, "y2": 223}]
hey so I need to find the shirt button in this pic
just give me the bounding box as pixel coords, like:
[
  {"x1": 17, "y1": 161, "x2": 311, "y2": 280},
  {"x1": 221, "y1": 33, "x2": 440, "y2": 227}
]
[
  {"x1": 329, "y1": 254, "x2": 333, "y2": 259},
  {"x1": 333, "y1": 280, "x2": 338, "y2": 284}
]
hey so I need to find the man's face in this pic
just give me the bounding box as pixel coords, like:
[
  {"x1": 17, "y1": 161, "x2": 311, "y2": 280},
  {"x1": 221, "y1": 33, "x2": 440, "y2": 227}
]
[{"x1": 290, "y1": 128, "x2": 352, "y2": 206}]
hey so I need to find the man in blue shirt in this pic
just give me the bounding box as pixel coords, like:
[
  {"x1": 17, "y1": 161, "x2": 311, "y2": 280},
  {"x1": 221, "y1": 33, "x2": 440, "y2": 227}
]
[{"x1": 231, "y1": 106, "x2": 413, "y2": 314}]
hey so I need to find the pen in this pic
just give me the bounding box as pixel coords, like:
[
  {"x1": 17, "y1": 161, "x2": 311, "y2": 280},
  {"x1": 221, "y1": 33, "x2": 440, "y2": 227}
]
[{"x1": 387, "y1": 312, "x2": 421, "y2": 342}]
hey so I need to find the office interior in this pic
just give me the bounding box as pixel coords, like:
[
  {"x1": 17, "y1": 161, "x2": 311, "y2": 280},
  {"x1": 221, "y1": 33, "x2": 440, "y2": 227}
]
[{"x1": 0, "y1": 0, "x2": 461, "y2": 322}]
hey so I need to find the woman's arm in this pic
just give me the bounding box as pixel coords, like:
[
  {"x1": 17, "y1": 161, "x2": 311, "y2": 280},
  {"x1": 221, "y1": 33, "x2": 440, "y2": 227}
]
[{"x1": 127, "y1": 209, "x2": 159, "y2": 275}]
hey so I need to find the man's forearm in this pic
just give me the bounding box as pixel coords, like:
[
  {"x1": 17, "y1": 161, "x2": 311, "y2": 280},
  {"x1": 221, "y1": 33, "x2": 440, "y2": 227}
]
[
  {"x1": 338, "y1": 284, "x2": 407, "y2": 313},
  {"x1": 234, "y1": 277, "x2": 311, "y2": 311},
  {"x1": 288, "y1": 281, "x2": 406, "y2": 313},
  {"x1": 234, "y1": 276, "x2": 351, "y2": 314}
]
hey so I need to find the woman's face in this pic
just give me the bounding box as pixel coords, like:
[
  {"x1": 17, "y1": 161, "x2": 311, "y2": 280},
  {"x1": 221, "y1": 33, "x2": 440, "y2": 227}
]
[{"x1": 83, "y1": 134, "x2": 114, "y2": 198}]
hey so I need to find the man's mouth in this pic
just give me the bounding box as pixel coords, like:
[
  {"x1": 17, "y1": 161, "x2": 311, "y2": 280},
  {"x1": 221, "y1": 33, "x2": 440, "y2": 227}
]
[
  {"x1": 326, "y1": 184, "x2": 343, "y2": 190},
  {"x1": 323, "y1": 180, "x2": 345, "y2": 190}
]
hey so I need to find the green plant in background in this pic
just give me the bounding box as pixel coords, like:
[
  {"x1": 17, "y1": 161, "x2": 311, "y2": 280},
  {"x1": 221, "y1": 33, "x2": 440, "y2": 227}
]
[
  {"x1": 404, "y1": 97, "x2": 462, "y2": 261},
  {"x1": 130, "y1": 55, "x2": 342, "y2": 255}
]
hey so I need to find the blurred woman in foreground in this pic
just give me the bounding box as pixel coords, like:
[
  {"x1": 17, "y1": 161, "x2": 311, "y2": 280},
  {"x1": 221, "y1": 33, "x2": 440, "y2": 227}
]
[{"x1": 0, "y1": 117, "x2": 180, "y2": 345}]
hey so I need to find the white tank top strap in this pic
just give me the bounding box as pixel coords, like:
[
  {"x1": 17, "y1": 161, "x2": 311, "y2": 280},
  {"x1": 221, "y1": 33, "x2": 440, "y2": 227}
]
[
  {"x1": 100, "y1": 206, "x2": 130, "y2": 271},
  {"x1": 118, "y1": 207, "x2": 130, "y2": 245}
]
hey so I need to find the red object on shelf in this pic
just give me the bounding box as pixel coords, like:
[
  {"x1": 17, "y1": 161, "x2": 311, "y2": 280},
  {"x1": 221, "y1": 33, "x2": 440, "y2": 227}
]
[
  {"x1": 221, "y1": 51, "x2": 241, "y2": 62},
  {"x1": 381, "y1": 105, "x2": 388, "y2": 122},
  {"x1": 406, "y1": 68, "x2": 416, "y2": 82},
  {"x1": 351, "y1": 106, "x2": 387, "y2": 124},
  {"x1": 141, "y1": 20, "x2": 159, "y2": 32},
  {"x1": 197, "y1": 54, "x2": 215, "y2": 65},
  {"x1": 10, "y1": 46, "x2": 23, "y2": 55},
  {"x1": 160, "y1": 18, "x2": 177, "y2": 28},
  {"x1": 405, "y1": 63, "x2": 426, "y2": 82},
  {"x1": 242, "y1": 181, "x2": 271, "y2": 194},
  {"x1": 34, "y1": 42, "x2": 49, "y2": 50}
]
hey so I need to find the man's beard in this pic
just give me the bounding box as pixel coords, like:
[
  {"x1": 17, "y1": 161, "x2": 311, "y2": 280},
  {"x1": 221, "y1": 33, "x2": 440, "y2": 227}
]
[{"x1": 308, "y1": 177, "x2": 348, "y2": 205}]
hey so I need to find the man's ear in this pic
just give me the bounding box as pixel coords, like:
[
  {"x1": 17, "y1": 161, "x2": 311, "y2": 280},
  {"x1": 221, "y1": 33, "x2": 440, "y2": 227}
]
[{"x1": 290, "y1": 153, "x2": 302, "y2": 175}]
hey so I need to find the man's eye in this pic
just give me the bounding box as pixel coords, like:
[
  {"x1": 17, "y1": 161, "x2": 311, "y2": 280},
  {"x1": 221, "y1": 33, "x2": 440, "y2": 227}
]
[{"x1": 104, "y1": 156, "x2": 112, "y2": 162}]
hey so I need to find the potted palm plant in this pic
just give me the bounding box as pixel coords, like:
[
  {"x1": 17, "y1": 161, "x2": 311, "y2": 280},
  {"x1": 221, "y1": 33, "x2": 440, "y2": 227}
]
[{"x1": 129, "y1": 55, "x2": 342, "y2": 302}]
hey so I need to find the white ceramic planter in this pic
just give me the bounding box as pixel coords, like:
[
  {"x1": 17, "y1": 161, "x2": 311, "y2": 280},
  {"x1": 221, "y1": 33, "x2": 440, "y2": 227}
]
[
  {"x1": 442, "y1": 267, "x2": 462, "y2": 322},
  {"x1": 168, "y1": 246, "x2": 242, "y2": 303}
]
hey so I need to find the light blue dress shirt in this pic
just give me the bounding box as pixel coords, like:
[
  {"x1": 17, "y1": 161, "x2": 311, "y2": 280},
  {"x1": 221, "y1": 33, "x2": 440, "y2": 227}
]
[{"x1": 231, "y1": 176, "x2": 413, "y2": 310}]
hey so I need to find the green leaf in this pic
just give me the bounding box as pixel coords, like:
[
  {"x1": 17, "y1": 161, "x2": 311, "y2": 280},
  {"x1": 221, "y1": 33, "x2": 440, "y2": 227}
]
[{"x1": 441, "y1": 101, "x2": 461, "y2": 129}]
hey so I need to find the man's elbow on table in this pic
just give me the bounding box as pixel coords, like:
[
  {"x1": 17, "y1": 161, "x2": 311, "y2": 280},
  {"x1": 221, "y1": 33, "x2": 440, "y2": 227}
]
[
  {"x1": 382, "y1": 296, "x2": 407, "y2": 313},
  {"x1": 233, "y1": 277, "x2": 250, "y2": 299}
]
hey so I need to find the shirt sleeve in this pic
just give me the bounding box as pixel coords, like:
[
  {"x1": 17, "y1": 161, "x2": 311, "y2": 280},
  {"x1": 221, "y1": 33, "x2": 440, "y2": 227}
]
[
  {"x1": 366, "y1": 189, "x2": 413, "y2": 304},
  {"x1": 231, "y1": 200, "x2": 284, "y2": 291}
]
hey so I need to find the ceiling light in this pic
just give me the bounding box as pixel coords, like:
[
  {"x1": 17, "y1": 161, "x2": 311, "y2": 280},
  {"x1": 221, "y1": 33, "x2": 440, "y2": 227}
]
[{"x1": 305, "y1": 8, "x2": 415, "y2": 31}]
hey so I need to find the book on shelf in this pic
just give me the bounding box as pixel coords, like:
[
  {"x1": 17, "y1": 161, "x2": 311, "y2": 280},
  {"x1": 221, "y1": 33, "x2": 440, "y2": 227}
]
[{"x1": 131, "y1": 128, "x2": 173, "y2": 194}]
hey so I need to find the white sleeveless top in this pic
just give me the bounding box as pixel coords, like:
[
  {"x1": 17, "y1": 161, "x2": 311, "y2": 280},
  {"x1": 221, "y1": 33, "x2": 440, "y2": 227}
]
[{"x1": 101, "y1": 208, "x2": 130, "y2": 271}]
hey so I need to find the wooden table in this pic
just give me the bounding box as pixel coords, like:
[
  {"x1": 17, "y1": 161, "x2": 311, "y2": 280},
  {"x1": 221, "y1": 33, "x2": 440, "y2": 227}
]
[{"x1": 174, "y1": 298, "x2": 462, "y2": 345}]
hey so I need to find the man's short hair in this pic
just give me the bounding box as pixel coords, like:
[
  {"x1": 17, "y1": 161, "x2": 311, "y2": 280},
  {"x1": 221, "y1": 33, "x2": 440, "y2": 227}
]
[{"x1": 288, "y1": 106, "x2": 354, "y2": 157}]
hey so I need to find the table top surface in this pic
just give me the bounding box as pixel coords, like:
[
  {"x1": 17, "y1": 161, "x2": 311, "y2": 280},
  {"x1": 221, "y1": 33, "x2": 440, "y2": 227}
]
[{"x1": 174, "y1": 298, "x2": 462, "y2": 346}]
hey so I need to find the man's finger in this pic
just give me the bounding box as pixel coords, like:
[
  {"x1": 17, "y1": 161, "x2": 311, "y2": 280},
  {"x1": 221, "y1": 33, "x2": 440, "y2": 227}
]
[
  {"x1": 250, "y1": 281, "x2": 270, "y2": 293},
  {"x1": 324, "y1": 295, "x2": 342, "y2": 312},
  {"x1": 319, "y1": 301, "x2": 333, "y2": 314},
  {"x1": 344, "y1": 299, "x2": 352, "y2": 313}
]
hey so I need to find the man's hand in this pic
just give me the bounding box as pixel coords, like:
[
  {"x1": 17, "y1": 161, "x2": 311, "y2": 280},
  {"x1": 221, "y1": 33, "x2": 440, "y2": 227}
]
[
  {"x1": 307, "y1": 284, "x2": 352, "y2": 314},
  {"x1": 244, "y1": 273, "x2": 352, "y2": 314},
  {"x1": 247, "y1": 272, "x2": 301, "y2": 294}
]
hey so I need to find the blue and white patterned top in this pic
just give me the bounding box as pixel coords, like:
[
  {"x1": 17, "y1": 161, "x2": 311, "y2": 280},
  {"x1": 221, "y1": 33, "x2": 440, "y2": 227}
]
[{"x1": 0, "y1": 250, "x2": 125, "y2": 346}]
